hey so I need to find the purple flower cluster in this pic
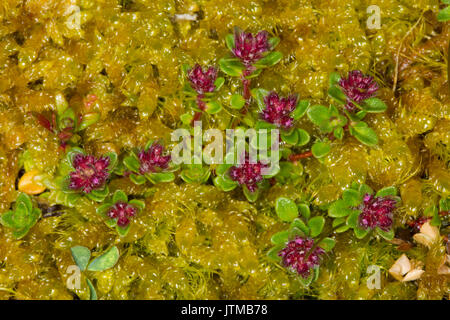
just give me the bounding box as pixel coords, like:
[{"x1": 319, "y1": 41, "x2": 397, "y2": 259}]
[
  {"x1": 138, "y1": 142, "x2": 171, "y2": 175},
  {"x1": 228, "y1": 156, "x2": 267, "y2": 192},
  {"x1": 107, "y1": 202, "x2": 137, "y2": 227},
  {"x1": 358, "y1": 194, "x2": 397, "y2": 231},
  {"x1": 260, "y1": 92, "x2": 297, "y2": 130},
  {"x1": 339, "y1": 70, "x2": 379, "y2": 112},
  {"x1": 188, "y1": 64, "x2": 218, "y2": 95},
  {"x1": 69, "y1": 154, "x2": 110, "y2": 194},
  {"x1": 278, "y1": 236, "x2": 325, "y2": 278},
  {"x1": 232, "y1": 29, "x2": 270, "y2": 67}
]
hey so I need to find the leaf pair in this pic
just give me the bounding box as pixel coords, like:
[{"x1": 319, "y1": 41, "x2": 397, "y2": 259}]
[
  {"x1": 180, "y1": 163, "x2": 211, "y2": 184},
  {"x1": 70, "y1": 246, "x2": 120, "y2": 300},
  {"x1": 0, "y1": 193, "x2": 41, "y2": 239}
]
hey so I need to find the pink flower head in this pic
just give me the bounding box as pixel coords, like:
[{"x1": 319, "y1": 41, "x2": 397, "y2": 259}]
[
  {"x1": 138, "y1": 142, "x2": 171, "y2": 175},
  {"x1": 278, "y1": 236, "x2": 325, "y2": 278},
  {"x1": 339, "y1": 70, "x2": 379, "y2": 112},
  {"x1": 69, "y1": 154, "x2": 110, "y2": 193},
  {"x1": 260, "y1": 91, "x2": 297, "y2": 129},
  {"x1": 228, "y1": 154, "x2": 268, "y2": 192},
  {"x1": 188, "y1": 64, "x2": 218, "y2": 95},
  {"x1": 232, "y1": 29, "x2": 270, "y2": 67},
  {"x1": 107, "y1": 202, "x2": 137, "y2": 227},
  {"x1": 358, "y1": 194, "x2": 397, "y2": 231}
]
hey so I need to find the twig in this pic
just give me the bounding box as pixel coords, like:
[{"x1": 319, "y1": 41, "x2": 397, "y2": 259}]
[{"x1": 392, "y1": 15, "x2": 424, "y2": 93}]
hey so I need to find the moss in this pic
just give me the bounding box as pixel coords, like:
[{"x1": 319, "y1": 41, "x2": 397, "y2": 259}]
[{"x1": 0, "y1": 0, "x2": 448, "y2": 300}]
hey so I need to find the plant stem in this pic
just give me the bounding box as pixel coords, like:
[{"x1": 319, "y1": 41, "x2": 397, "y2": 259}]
[{"x1": 289, "y1": 151, "x2": 313, "y2": 161}]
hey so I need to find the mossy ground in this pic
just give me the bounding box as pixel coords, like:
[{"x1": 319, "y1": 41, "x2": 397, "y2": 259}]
[{"x1": 0, "y1": 0, "x2": 449, "y2": 299}]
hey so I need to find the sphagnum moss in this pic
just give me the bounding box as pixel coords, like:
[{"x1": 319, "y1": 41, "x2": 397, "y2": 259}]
[{"x1": 0, "y1": 0, "x2": 448, "y2": 300}]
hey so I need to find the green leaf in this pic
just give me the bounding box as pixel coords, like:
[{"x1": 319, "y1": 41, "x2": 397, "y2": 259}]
[
  {"x1": 86, "y1": 186, "x2": 109, "y2": 202},
  {"x1": 59, "y1": 107, "x2": 76, "y2": 126},
  {"x1": 254, "y1": 51, "x2": 282, "y2": 68},
  {"x1": 123, "y1": 155, "x2": 140, "y2": 173},
  {"x1": 213, "y1": 175, "x2": 238, "y2": 192},
  {"x1": 129, "y1": 199, "x2": 145, "y2": 211},
  {"x1": 333, "y1": 127, "x2": 344, "y2": 140},
  {"x1": 0, "y1": 211, "x2": 17, "y2": 229},
  {"x1": 219, "y1": 58, "x2": 245, "y2": 77},
  {"x1": 96, "y1": 203, "x2": 112, "y2": 216},
  {"x1": 105, "y1": 152, "x2": 118, "y2": 170},
  {"x1": 332, "y1": 217, "x2": 346, "y2": 228},
  {"x1": 350, "y1": 122, "x2": 378, "y2": 146},
  {"x1": 362, "y1": 98, "x2": 387, "y2": 113},
  {"x1": 205, "y1": 100, "x2": 222, "y2": 114},
  {"x1": 129, "y1": 174, "x2": 146, "y2": 185},
  {"x1": 354, "y1": 227, "x2": 369, "y2": 239},
  {"x1": 271, "y1": 230, "x2": 289, "y2": 245},
  {"x1": 329, "y1": 72, "x2": 341, "y2": 87},
  {"x1": 16, "y1": 193, "x2": 32, "y2": 213},
  {"x1": 268, "y1": 37, "x2": 280, "y2": 48},
  {"x1": 255, "y1": 120, "x2": 276, "y2": 130},
  {"x1": 230, "y1": 94, "x2": 246, "y2": 110},
  {"x1": 376, "y1": 186, "x2": 397, "y2": 197},
  {"x1": 431, "y1": 209, "x2": 441, "y2": 227},
  {"x1": 87, "y1": 246, "x2": 120, "y2": 272},
  {"x1": 376, "y1": 227, "x2": 394, "y2": 241},
  {"x1": 112, "y1": 190, "x2": 128, "y2": 203},
  {"x1": 251, "y1": 88, "x2": 269, "y2": 111},
  {"x1": 292, "y1": 100, "x2": 309, "y2": 120},
  {"x1": 289, "y1": 226, "x2": 306, "y2": 238},
  {"x1": 281, "y1": 129, "x2": 298, "y2": 145},
  {"x1": 55, "y1": 93, "x2": 69, "y2": 115},
  {"x1": 78, "y1": 113, "x2": 100, "y2": 131},
  {"x1": 12, "y1": 227, "x2": 30, "y2": 239},
  {"x1": 335, "y1": 224, "x2": 351, "y2": 233},
  {"x1": 291, "y1": 218, "x2": 309, "y2": 235},
  {"x1": 298, "y1": 267, "x2": 317, "y2": 287},
  {"x1": 116, "y1": 224, "x2": 130, "y2": 237},
  {"x1": 105, "y1": 218, "x2": 117, "y2": 228},
  {"x1": 311, "y1": 142, "x2": 331, "y2": 159},
  {"x1": 318, "y1": 237, "x2": 336, "y2": 252},
  {"x1": 346, "y1": 210, "x2": 360, "y2": 229},
  {"x1": 14, "y1": 202, "x2": 28, "y2": 227},
  {"x1": 216, "y1": 164, "x2": 233, "y2": 175},
  {"x1": 225, "y1": 33, "x2": 235, "y2": 50},
  {"x1": 267, "y1": 245, "x2": 283, "y2": 262},
  {"x1": 296, "y1": 129, "x2": 310, "y2": 146},
  {"x1": 243, "y1": 185, "x2": 259, "y2": 203},
  {"x1": 276, "y1": 197, "x2": 299, "y2": 222},
  {"x1": 307, "y1": 216, "x2": 325, "y2": 238},
  {"x1": 86, "y1": 278, "x2": 97, "y2": 300},
  {"x1": 297, "y1": 203, "x2": 310, "y2": 220},
  {"x1": 437, "y1": 6, "x2": 450, "y2": 22},
  {"x1": 359, "y1": 183, "x2": 374, "y2": 196},
  {"x1": 328, "y1": 85, "x2": 347, "y2": 104},
  {"x1": 307, "y1": 105, "x2": 330, "y2": 126},
  {"x1": 66, "y1": 148, "x2": 85, "y2": 167},
  {"x1": 261, "y1": 163, "x2": 280, "y2": 178},
  {"x1": 439, "y1": 197, "x2": 449, "y2": 211},
  {"x1": 328, "y1": 199, "x2": 353, "y2": 218},
  {"x1": 342, "y1": 189, "x2": 362, "y2": 206},
  {"x1": 180, "y1": 112, "x2": 193, "y2": 125},
  {"x1": 147, "y1": 172, "x2": 175, "y2": 183},
  {"x1": 71, "y1": 246, "x2": 91, "y2": 271},
  {"x1": 214, "y1": 77, "x2": 225, "y2": 91}
]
